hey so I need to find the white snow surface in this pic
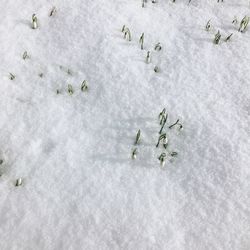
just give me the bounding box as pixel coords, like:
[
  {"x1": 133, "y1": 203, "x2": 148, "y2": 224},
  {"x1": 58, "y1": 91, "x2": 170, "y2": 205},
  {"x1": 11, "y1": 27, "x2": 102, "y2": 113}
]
[{"x1": 0, "y1": 0, "x2": 250, "y2": 249}]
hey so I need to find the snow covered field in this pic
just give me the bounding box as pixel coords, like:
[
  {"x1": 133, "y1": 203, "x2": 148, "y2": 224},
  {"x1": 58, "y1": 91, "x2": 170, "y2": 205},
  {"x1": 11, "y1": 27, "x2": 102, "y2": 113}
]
[{"x1": 0, "y1": 0, "x2": 250, "y2": 249}]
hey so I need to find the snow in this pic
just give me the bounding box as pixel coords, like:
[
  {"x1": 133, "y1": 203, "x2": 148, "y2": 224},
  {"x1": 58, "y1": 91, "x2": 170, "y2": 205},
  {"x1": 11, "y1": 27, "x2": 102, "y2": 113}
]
[{"x1": 0, "y1": 0, "x2": 250, "y2": 249}]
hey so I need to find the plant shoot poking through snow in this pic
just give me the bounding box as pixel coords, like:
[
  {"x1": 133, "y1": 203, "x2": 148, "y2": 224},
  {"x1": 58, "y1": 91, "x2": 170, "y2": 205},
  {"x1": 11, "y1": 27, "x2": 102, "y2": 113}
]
[
  {"x1": 160, "y1": 113, "x2": 166, "y2": 126},
  {"x1": 206, "y1": 20, "x2": 211, "y2": 31},
  {"x1": 169, "y1": 119, "x2": 183, "y2": 130},
  {"x1": 159, "y1": 115, "x2": 168, "y2": 134},
  {"x1": 132, "y1": 148, "x2": 137, "y2": 159},
  {"x1": 15, "y1": 178, "x2": 23, "y2": 187},
  {"x1": 81, "y1": 80, "x2": 88, "y2": 91},
  {"x1": 68, "y1": 84, "x2": 74, "y2": 95},
  {"x1": 146, "y1": 51, "x2": 150, "y2": 63},
  {"x1": 154, "y1": 42, "x2": 162, "y2": 51},
  {"x1": 124, "y1": 27, "x2": 131, "y2": 41},
  {"x1": 32, "y1": 14, "x2": 38, "y2": 29},
  {"x1": 49, "y1": 7, "x2": 56, "y2": 17},
  {"x1": 170, "y1": 151, "x2": 178, "y2": 157},
  {"x1": 156, "y1": 133, "x2": 168, "y2": 149},
  {"x1": 135, "y1": 129, "x2": 141, "y2": 145},
  {"x1": 158, "y1": 153, "x2": 166, "y2": 166},
  {"x1": 9, "y1": 73, "x2": 15, "y2": 80},
  {"x1": 214, "y1": 30, "x2": 221, "y2": 44},
  {"x1": 154, "y1": 66, "x2": 160, "y2": 73},
  {"x1": 139, "y1": 33, "x2": 144, "y2": 50},
  {"x1": 23, "y1": 51, "x2": 28, "y2": 60},
  {"x1": 159, "y1": 108, "x2": 166, "y2": 122},
  {"x1": 238, "y1": 16, "x2": 250, "y2": 32},
  {"x1": 225, "y1": 33, "x2": 233, "y2": 42}
]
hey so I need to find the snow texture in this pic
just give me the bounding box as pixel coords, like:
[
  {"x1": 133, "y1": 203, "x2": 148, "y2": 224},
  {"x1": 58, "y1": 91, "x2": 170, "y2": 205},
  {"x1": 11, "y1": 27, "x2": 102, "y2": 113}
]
[{"x1": 0, "y1": 0, "x2": 250, "y2": 249}]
